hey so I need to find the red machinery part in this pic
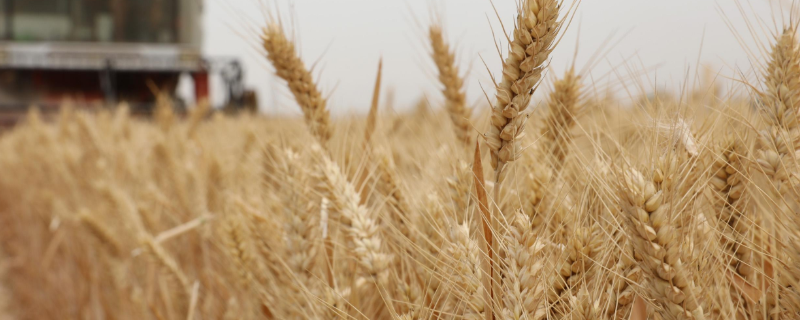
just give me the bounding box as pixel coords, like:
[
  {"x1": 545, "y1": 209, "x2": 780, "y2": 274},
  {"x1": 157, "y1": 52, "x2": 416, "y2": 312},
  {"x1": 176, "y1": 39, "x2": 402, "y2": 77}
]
[{"x1": 192, "y1": 71, "x2": 209, "y2": 101}]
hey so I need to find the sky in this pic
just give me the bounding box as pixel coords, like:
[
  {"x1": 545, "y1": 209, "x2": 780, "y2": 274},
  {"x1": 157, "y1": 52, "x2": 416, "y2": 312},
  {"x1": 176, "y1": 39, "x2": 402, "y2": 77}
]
[{"x1": 201, "y1": 0, "x2": 785, "y2": 115}]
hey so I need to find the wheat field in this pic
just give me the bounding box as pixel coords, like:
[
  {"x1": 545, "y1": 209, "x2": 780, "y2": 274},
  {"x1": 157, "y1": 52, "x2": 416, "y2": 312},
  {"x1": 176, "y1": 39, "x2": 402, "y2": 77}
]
[{"x1": 2, "y1": 1, "x2": 800, "y2": 319}]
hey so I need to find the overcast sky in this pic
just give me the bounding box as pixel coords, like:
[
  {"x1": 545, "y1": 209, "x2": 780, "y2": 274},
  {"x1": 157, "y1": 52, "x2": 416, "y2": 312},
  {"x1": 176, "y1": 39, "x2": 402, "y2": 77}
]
[{"x1": 201, "y1": 0, "x2": 784, "y2": 115}]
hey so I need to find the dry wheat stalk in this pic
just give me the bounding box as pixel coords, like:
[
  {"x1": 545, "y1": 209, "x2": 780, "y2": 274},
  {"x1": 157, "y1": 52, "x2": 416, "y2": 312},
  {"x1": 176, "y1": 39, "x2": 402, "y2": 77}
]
[
  {"x1": 487, "y1": 0, "x2": 562, "y2": 177},
  {"x1": 263, "y1": 23, "x2": 332, "y2": 145},
  {"x1": 111, "y1": 103, "x2": 132, "y2": 140},
  {"x1": 430, "y1": 25, "x2": 472, "y2": 148}
]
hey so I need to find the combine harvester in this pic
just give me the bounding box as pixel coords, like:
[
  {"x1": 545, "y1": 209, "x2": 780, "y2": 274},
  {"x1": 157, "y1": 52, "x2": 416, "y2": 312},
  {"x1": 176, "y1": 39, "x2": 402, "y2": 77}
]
[{"x1": 0, "y1": 0, "x2": 255, "y2": 126}]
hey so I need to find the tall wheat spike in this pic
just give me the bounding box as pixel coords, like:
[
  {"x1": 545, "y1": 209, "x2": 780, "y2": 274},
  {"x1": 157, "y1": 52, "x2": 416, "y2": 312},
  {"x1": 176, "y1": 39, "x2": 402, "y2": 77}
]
[
  {"x1": 746, "y1": 27, "x2": 800, "y2": 318},
  {"x1": 487, "y1": 0, "x2": 562, "y2": 177}
]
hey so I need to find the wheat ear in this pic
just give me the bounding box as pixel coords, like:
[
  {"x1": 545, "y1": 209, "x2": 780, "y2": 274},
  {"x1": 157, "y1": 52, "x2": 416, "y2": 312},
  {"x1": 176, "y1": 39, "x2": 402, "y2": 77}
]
[
  {"x1": 221, "y1": 213, "x2": 258, "y2": 289},
  {"x1": 755, "y1": 27, "x2": 800, "y2": 204},
  {"x1": 429, "y1": 25, "x2": 471, "y2": 148},
  {"x1": 499, "y1": 211, "x2": 547, "y2": 319},
  {"x1": 542, "y1": 67, "x2": 582, "y2": 171},
  {"x1": 547, "y1": 225, "x2": 602, "y2": 318},
  {"x1": 755, "y1": 28, "x2": 800, "y2": 206},
  {"x1": 760, "y1": 29, "x2": 800, "y2": 130},
  {"x1": 619, "y1": 168, "x2": 705, "y2": 320},
  {"x1": 443, "y1": 220, "x2": 486, "y2": 320},
  {"x1": 141, "y1": 235, "x2": 191, "y2": 294},
  {"x1": 374, "y1": 148, "x2": 412, "y2": 238},
  {"x1": 262, "y1": 23, "x2": 332, "y2": 145},
  {"x1": 570, "y1": 287, "x2": 600, "y2": 320},
  {"x1": 751, "y1": 28, "x2": 800, "y2": 317},
  {"x1": 605, "y1": 236, "x2": 642, "y2": 319},
  {"x1": 487, "y1": 0, "x2": 562, "y2": 177},
  {"x1": 315, "y1": 152, "x2": 392, "y2": 282},
  {"x1": 79, "y1": 208, "x2": 122, "y2": 257},
  {"x1": 704, "y1": 136, "x2": 754, "y2": 312}
]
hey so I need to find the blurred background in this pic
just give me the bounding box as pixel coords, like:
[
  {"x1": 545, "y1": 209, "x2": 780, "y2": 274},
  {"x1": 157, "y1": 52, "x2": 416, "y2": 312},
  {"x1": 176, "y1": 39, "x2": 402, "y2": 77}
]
[{"x1": 0, "y1": 0, "x2": 786, "y2": 124}]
